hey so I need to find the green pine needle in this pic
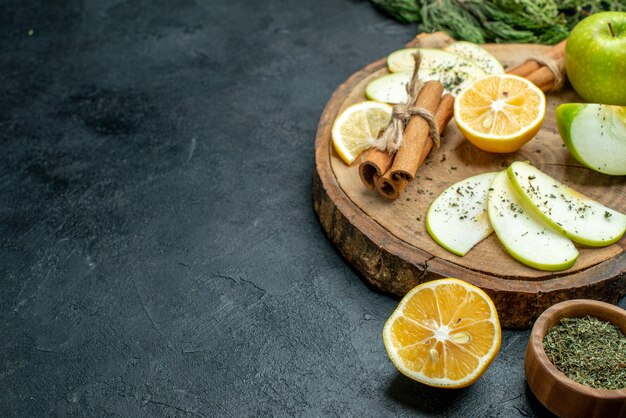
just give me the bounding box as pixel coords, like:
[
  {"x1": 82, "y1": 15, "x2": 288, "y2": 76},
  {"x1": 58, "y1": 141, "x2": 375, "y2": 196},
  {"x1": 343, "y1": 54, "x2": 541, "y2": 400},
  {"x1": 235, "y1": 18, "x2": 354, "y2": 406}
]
[{"x1": 370, "y1": 0, "x2": 626, "y2": 44}]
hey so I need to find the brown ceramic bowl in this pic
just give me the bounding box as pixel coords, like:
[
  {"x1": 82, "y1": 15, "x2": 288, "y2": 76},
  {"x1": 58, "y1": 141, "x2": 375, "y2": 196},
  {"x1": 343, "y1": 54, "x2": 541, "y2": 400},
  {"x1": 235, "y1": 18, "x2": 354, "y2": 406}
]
[{"x1": 525, "y1": 299, "x2": 626, "y2": 418}]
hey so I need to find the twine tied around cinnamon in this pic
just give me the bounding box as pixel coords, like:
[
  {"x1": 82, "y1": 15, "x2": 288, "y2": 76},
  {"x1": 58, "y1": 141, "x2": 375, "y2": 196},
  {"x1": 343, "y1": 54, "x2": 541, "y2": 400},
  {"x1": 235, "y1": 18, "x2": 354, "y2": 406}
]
[
  {"x1": 525, "y1": 53, "x2": 565, "y2": 91},
  {"x1": 373, "y1": 51, "x2": 441, "y2": 154}
]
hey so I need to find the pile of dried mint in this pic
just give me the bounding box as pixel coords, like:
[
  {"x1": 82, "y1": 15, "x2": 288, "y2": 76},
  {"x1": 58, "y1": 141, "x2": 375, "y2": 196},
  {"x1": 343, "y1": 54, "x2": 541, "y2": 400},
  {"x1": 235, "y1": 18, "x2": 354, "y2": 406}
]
[{"x1": 543, "y1": 316, "x2": 626, "y2": 390}]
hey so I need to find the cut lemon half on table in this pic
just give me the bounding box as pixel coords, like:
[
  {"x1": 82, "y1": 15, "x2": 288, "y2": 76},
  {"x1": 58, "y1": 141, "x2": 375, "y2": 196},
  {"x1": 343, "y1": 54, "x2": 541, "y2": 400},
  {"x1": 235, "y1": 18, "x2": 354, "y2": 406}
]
[
  {"x1": 383, "y1": 278, "x2": 501, "y2": 388},
  {"x1": 331, "y1": 101, "x2": 392, "y2": 165},
  {"x1": 454, "y1": 74, "x2": 546, "y2": 153}
]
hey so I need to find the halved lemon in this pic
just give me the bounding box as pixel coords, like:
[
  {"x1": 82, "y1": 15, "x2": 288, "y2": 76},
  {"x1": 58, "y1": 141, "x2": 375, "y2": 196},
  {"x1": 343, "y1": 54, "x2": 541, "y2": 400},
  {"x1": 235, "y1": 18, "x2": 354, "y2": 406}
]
[
  {"x1": 331, "y1": 101, "x2": 392, "y2": 165},
  {"x1": 383, "y1": 278, "x2": 501, "y2": 388},
  {"x1": 454, "y1": 74, "x2": 546, "y2": 153}
]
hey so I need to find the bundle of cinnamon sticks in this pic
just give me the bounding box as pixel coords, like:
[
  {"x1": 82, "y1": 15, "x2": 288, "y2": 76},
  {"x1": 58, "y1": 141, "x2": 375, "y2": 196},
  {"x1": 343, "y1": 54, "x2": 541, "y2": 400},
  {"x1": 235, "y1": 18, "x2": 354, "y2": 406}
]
[
  {"x1": 356, "y1": 38, "x2": 565, "y2": 201},
  {"x1": 507, "y1": 40, "x2": 567, "y2": 92},
  {"x1": 359, "y1": 81, "x2": 454, "y2": 200}
]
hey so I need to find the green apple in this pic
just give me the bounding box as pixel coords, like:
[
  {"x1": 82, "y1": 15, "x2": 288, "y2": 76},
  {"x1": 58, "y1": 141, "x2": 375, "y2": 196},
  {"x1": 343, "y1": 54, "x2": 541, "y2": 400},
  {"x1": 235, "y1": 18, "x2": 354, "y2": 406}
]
[
  {"x1": 556, "y1": 103, "x2": 626, "y2": 175},
  {"x1": 507, "y1": 161, "x2": 626, "y2": 247},
  {"x1": 566, "y1": 11, "x2": 626, "y2": 105},
  {"x1": 487, "y1": 171, "x2": 578, "y2": 271},
  {"x1": 426, "y1": 172, "x2": 497, "y2": 256}
]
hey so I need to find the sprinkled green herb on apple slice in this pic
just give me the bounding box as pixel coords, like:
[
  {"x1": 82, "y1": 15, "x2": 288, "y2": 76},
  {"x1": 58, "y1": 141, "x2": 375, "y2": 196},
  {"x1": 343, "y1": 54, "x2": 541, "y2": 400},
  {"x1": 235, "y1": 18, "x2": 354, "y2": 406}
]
[
  {"x1": 366, "y1": 67, "x2": 480, "y2": 104},
  {"x1": 444, "y1": 42, "x2": 504, "y2": 75},
  {"x1": 426, "y1": 172, "x2": 498, "y2": 256},
  {"x1": 507, "y1": 161, "x2": 626, "y2": 247},
  {"x1": 387, "y1": 48, "x2": 486, "y2": 77},
  {"x1": 487, "y1": 171, "x2": 578, "y2": 271},
  {"x1": 556, "y1": 103, "x2": 626, "y2": 176}
]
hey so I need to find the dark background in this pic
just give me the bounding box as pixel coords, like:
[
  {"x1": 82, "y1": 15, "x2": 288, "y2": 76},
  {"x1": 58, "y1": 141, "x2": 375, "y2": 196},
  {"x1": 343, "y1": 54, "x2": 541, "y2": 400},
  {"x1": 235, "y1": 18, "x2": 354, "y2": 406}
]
[{"x1": 1, "y1": 0, "x2": 623, "y2": 416}]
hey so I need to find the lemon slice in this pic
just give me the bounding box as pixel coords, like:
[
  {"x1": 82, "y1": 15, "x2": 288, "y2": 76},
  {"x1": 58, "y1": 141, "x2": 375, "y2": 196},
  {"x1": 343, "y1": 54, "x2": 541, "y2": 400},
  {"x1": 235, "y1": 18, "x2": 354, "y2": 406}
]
[
  {"x1": 331, "y1": 101, "x2": 392, "y2": 165},
  {"x1": 444, "y1": 42, "x2": 504, "y2": 75},
  {"x1": 383, "y1": 278, "x2": 501, "y2": 388},
  {"x1": 454, "y1": 74, "x2": 546, "y2": 153}
]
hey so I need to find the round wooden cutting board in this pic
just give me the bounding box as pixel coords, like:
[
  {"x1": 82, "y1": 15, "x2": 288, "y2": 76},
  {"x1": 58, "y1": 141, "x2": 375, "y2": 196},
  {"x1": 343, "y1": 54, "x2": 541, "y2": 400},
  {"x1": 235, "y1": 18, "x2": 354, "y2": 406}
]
[{"x1": 313, "y1": 34, "x2": 626, "y2": 328}]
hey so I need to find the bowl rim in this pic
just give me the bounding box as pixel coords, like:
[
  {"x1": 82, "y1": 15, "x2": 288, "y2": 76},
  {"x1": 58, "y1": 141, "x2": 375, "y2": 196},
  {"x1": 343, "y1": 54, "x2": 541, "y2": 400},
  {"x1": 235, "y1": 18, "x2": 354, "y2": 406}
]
[{"x1": 528, "y1": 298, "x2": 626, "y2": 398}]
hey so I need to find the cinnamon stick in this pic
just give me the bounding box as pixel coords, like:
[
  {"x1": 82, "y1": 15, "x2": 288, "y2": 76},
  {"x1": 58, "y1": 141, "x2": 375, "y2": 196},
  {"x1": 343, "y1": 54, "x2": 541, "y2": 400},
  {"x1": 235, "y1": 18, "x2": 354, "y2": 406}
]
[
  {"x1": 417, "y1": 94, "x2": 454, "y2": 167},
  {"x1": 388, "y1": 81, "x2": 443, "y2": 183},
  {"x1": 359, "y1": 149, "x2": 393, "y2": 189},
  {"x1": 507, "y1": 40, "x2": 566, "y2": 77},
  {"x1": 507, "y1": 59, "x2": 541, "y2": 78},
  {"x1": 527, "y1": 66, "x2": 558, "y2": 91},
  {"x1": 374, "y1": 172, "x2": 404, "y2": 201},
  {"x1": 375, "y1": 92, "x2": 454, "y2": 200},
  {"x1": 360, "y1": 56, "x2": 434, "y2": 191},
  {"x1": 507, "y1": 40, "x2": 566, "y2": 92}
]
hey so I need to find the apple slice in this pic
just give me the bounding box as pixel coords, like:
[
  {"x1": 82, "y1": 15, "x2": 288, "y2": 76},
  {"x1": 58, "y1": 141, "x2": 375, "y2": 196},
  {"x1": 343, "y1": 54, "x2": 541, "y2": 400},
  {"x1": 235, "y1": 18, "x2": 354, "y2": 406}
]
[
  {"x1": 366, "y1": 67, "x2": 480, "y2": 104},
  {"x1": 444, "y1": 42, "x2": 504, "y2": 74},
  {"x1": 507, "y1": 161, "x2": 626, "y2": 247},
  {"x1": 387, "y1": 48, "x2": 486, "y2": 78},
  {"x1": 556, "y1": 103, "x2": 626, "y2": 175},
  {"x1": 365, "y1": 72, "x2": 412, "y2": 104},
  {"x1": 426, "y1": 172, "x2": 498, "y2": 256},
  {"x1": 487, "y1": 171, "x2": 578, "y2": 271}
]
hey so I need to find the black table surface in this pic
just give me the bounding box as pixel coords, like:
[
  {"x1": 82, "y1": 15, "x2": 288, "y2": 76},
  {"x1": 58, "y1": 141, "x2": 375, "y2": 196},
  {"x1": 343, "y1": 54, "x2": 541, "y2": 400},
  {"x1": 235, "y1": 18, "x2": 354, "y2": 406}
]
[{"x1": 2, "y1": 1, "x2": 624, "y2": 416}]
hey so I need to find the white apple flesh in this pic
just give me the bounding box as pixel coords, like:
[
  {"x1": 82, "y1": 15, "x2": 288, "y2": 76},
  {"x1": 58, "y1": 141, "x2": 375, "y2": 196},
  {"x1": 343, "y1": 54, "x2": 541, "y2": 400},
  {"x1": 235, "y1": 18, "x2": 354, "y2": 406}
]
[
  {"x1": 367, "y1": 47, "x2": 487, "y2": 103},
  {"x1": 487, "y1": 171, "x2": 578, "y2": 271},
  {"x1": 387, "y1": 48, "x2": 486, "y2": 77},
  {"x1": 556, "y1": 103, "x2": 626, "y2": 176},
  {"x1": 443, "y1": 42, "x2": 504, "y2": 75},
  {"x1": 507, "y1": 161, "x2": 626, "y2": 247},
  {"x1": 426, "y1": 172, "x2": 497, "y2": 256},
  {"x1": 366, "y1": 67, "x2": 480, "y2": 103}
]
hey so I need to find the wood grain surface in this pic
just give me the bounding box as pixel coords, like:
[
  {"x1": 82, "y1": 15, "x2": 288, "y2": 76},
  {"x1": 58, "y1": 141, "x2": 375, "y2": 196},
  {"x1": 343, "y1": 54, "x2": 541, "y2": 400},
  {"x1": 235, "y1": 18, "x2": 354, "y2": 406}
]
[{"x1": 313, "y1": 34, "x2": 626, "y2": 328}]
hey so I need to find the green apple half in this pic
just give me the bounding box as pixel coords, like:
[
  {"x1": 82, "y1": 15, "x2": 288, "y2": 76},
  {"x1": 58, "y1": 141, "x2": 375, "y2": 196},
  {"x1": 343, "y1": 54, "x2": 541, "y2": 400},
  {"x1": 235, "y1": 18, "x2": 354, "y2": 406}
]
[
  {"x1": 556, "y1": 103, "x2": 626, "y2": 176},
  {"x1": 487, "y1": 171, "x2": 578, "y2": 271},
  {"x1": 426, "y1": 172, "x2": 497, "y2": 256},
  {"x1": 565, "y1": 11, "x2": 626, "y2": 105},
  {"x1": 507, "y1": 161, "x2": 626, "y2": 247}
]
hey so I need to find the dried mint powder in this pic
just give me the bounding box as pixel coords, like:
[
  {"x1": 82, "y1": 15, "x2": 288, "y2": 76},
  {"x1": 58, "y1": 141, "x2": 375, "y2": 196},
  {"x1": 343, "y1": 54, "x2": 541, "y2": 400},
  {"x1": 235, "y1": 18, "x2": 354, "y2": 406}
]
[{"x1": 543, "y1": 315, "x2": 626, "y2": 390}]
